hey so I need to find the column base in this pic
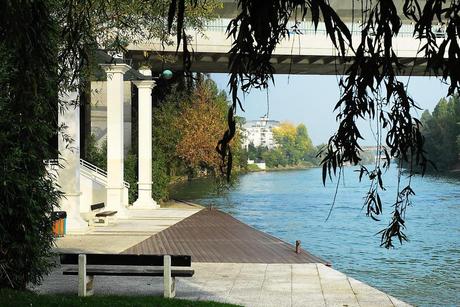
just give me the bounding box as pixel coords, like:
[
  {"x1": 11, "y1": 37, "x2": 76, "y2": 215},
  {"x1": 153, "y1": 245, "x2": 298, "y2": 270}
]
[
  {"x1": 60, "y1": 193, "x2": 89, "y2": 234},
  {"x1": 114, "y1": 206, "x2": 130, "y2": 219},
  {"x1": 131, "y1": 197, "x2": 160, "y2": 210},
  {"x1": 66, "y1": 222, "x2": 89, "y2": 234},
  {"x1": 107, "y1": 187, "x2": 130, "y2": 219}
]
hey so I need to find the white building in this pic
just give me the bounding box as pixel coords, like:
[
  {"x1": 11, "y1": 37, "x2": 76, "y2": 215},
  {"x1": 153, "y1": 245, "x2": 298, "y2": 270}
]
[{"x1": 242, "y1": 116, "x2": 280, "y2": 149}]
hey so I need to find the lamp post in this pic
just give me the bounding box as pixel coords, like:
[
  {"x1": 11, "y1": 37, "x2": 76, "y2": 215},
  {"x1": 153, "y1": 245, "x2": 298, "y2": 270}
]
[{"x1": 161, "y1": 69, "x2": 173, "y2": 80}]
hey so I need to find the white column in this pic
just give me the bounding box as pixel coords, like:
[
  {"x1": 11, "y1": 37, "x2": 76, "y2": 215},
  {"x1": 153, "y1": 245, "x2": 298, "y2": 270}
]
[
  {"x1": 58, "y1": 91, "x2": 88, "y2": 233},
  {"x1": 132, "y1": 79, "x2": 159, "y2": 209},
  {"x1": 100, "y1": 64, "x2": 131, "y2": 215}
]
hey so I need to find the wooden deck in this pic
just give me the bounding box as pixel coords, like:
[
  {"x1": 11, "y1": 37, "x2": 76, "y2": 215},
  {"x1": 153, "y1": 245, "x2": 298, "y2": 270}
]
[{"x1": 123, "y1": 209, "x2": 326, "y2": 264}]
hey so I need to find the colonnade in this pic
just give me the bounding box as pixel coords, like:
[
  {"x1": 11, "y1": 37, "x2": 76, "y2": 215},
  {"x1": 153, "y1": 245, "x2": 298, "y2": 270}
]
[{"x1": 58, "y1": 63, "x2": 158, "y2": 233}]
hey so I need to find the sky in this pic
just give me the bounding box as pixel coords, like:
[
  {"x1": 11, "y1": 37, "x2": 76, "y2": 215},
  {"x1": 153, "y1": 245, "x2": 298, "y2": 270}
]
[{"x1": 211, "y1": 73, "x2": 450, "y2": 145}]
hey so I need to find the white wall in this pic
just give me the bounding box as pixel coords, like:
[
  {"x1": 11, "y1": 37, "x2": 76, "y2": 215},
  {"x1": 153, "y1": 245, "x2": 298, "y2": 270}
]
[
  {"x1": 79, "y1": 167, "x2": 130, "y2": 212},
  {"x1": 80, "y1": 174, "x2": 106, "y2": 213}
]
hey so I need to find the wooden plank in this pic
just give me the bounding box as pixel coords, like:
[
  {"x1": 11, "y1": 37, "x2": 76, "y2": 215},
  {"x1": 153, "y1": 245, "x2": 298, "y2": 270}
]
[
  {"x1": 123, "y1": 209, "x2": 327, "y2": 264},
  {"x1": 95, "y1": 211, "x2": 117, "y2": 217},
  {"x1": 60, "y1": 254, "x2": 192, "y2": 267},
  {"x1": 63, "y1": 267, "x2": 194, "y2": 277},
  {"x1": 90, "y1": 203, "x2": 105, "y2": 211}
]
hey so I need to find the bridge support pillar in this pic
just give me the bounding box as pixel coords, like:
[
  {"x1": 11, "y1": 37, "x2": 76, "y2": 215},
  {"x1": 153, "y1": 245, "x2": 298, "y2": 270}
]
[
  {"x1": 58, "y1": 91, "x2": 88, "y2": 234},
  {"x1": 132, "y1": 75, "x2": 159, "y2": 209},
  {"x1": 100, "y1": 64, "x2": 131, "y2": 217}
]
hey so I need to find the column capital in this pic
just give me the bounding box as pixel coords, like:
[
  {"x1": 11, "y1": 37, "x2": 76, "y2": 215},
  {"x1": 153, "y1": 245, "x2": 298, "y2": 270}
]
[
  {"x1": 133, "y1": 80, "x2": 156, "y2": 89},
  {"x1": 100, "y1": 63, "x2": 131, "y2": 74},
  {"x1": 138, "y1": 67, "x2": 152, "y2": 77}
]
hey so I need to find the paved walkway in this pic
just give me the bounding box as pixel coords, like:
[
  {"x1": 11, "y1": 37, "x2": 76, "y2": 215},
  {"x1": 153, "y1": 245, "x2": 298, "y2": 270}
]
[
  {"x1": 36, "y1": 262, "x2": 411, "y2": 307},
  {"x1": 43, "y1": 205, "x2": 413, "y2": 306},
  {"x1": 55, "y1": 207, "x2": 201, "y2": 253}
]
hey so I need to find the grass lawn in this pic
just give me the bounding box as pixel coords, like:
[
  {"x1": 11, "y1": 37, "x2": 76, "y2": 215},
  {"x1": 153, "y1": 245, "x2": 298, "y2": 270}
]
[{"x1": 0, "y1": 288, "x2": 240, "y2": 307}]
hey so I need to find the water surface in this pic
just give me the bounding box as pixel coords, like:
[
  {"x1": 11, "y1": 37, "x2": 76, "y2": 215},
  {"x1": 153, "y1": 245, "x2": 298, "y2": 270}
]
[{"x1": 170, "y1": 167, "x2": 460, "y2": 306}]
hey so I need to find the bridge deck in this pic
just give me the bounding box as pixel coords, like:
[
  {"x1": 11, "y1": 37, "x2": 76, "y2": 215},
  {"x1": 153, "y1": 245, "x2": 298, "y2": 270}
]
[{"x1": 123, "y1": 208, "x2": 325, "y2": 264}]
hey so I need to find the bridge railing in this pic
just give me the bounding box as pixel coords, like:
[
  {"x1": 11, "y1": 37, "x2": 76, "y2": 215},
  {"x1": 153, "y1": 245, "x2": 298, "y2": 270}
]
[{"x1": 202, "y1": 18, "x2": 444, "y2": 39}]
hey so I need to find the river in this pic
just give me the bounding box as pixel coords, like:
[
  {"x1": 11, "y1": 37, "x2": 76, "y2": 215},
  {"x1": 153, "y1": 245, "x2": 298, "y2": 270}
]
[{"x1": 170, "y1": 166, "x2": 459, "y2": 306}]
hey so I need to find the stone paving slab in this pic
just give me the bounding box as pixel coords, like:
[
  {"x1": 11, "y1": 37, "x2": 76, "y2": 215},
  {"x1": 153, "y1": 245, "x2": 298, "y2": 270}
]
[
  {"x1": 55, "y1": 207, "x2": 201, "y2": 253},
  {"x1": 35, "y1": 262, "x2": 413, "y2": 307}
]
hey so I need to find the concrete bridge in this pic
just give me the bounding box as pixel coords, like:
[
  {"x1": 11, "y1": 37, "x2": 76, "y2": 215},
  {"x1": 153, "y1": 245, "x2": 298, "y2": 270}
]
[{"x1": 126, "y1": 17, "x2": 444, "y2": 76}]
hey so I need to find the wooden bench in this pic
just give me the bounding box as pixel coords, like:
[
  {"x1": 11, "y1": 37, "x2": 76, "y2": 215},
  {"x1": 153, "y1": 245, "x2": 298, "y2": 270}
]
[
  {"x1": 89, "y1": 202, "x2": 117, "y2": 226},
  {"x1": 60, "y1": 253, "x2": 194, "y2": 298}
]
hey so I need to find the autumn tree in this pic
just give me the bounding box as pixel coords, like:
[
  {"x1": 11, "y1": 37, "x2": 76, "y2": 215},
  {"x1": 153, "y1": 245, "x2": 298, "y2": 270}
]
[
  {"x1": 174, "y1": 78, "x2": 229, "y2": 176},
  {"x1": 296, "y1": 124, "x2": 314, "y2": 155},
  {"x1": 272, "y1": 122, "x2": 315, "y2": 165}
]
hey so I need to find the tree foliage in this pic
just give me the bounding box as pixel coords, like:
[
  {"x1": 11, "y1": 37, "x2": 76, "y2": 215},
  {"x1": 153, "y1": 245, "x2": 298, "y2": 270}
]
[
  {"x1": 263, "y1": 148, "x2": 288, "y2": 168},
  {"x1": 174, "y1": 78, "x2": 235, "y2": 175},
  {"x1": 85, "y1": 135, "x2": 107, "y2": 169},
  {"x1": 152, "y1": 88, "x2": 184, "y2": 177},
  {"x1": 273, "y1": 122, "x2": 314, "y2": 165},
  {"x1": 246, "y1": 122, "x2": 317, "y2": 168},
  {"x1": 421, "y1": 95, "x2": 460, "y2": 171},
  {"x1": 53, "y1": 0, "x2": 220, "y2": 89},
  {"x1": 0, "y1": 1, "x2": 60, "y2": 288}
]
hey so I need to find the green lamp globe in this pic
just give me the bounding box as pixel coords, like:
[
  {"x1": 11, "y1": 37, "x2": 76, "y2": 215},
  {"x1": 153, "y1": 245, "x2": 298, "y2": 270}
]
[{"x1": 162, "y1": 69, "x2": 173, "y2": 80}]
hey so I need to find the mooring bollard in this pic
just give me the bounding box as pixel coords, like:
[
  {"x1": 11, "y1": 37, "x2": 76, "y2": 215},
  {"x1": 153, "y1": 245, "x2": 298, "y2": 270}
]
[{"x1": 295, "y1": 240, "x2": 301, "y2": 254}]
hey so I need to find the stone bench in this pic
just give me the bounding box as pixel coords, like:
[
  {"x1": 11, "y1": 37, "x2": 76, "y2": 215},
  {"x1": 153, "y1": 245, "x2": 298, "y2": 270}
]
[{"x1": 89, "y1": 202, "x2": 117, "y2": 226}]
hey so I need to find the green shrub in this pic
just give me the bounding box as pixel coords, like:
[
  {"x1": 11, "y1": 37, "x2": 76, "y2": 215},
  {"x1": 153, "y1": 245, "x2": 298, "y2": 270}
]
[
  {"x1": 0, "y1": 6, "x2": 59, "y2": 289},
  {"x1": 247, "y1": 164, "x2": 261, "y2": 171},
  {"x1": 152, "y1": 149, "x2": 170, "y2": 201},
  {"x1": 84, "y1": 135, "x2": 170, "y2": 204},
  {"x1": 122, "y1": 150, "x2": 171, "y2": 204},
  {"x1": 85, "y1": 135, "x2": 107, "y2": 169},
  {"x1": 124, "y1": 152, "x2": 138, "y2": 204}
]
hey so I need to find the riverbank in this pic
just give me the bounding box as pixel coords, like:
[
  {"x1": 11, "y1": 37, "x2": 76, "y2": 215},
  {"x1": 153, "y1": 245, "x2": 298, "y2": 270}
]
[
  {"x1": 169, "y1": 163, "x2": 317, "y2": 183},
  {"x1": 248, "y1": 163, "x2": 317, "y2": 172}
]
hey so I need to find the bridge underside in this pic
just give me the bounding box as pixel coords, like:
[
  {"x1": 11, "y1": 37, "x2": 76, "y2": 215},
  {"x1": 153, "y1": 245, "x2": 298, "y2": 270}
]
[{"x1": 127, "y1": 50, "x2": 432, "y2": 76}]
